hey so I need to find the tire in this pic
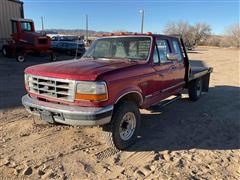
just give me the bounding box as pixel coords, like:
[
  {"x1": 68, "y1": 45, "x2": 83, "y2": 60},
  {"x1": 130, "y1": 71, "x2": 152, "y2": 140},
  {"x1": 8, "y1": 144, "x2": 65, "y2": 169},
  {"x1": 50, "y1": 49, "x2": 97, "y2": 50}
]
[
  {"x1": 102, "y1": 101, "x2": 141, "y2": 150},
  {"x1": 16, "y1": 53, "x2": 25, "y2": 62},
  {"x1": 2, "y1": 45, "x2": 11, "y2": 57},
  {"x1": 188, "y1": 78, "x2": 202, "y2": 101},
  {"x1": 50, "y1": 53, "x2": 57, "y2": 61}
]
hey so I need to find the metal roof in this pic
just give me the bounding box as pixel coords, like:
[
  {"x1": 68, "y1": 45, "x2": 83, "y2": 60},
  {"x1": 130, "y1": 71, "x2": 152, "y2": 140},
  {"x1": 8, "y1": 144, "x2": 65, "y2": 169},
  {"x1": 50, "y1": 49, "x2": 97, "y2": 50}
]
[
  {"x1": 11, "y1": 18, "x2": 33, "y2": 22},
  {"x1": 8, "y1": 0, "x2": 24, "y2": 4}
]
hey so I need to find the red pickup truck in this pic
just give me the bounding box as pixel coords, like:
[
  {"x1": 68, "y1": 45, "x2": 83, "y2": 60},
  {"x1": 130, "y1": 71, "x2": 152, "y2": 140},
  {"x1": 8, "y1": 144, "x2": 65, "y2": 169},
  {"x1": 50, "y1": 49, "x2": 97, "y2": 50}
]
[{"x1": 22, "y1": 33, "x2": 212, "y2": 150}]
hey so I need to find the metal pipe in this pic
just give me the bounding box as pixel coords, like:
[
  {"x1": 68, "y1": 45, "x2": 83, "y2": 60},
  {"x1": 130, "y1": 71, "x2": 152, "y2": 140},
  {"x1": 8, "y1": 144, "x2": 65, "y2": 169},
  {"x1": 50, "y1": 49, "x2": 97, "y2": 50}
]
[
  {"x1": 139, "y1": 9, "x2": 144, "y2": 33},
  {"x1": 86, "y1": 14, "x2": 88, "y2": 45},
  {"x1": 41, "y1": 16, "x2": 44, "y2": 31}
]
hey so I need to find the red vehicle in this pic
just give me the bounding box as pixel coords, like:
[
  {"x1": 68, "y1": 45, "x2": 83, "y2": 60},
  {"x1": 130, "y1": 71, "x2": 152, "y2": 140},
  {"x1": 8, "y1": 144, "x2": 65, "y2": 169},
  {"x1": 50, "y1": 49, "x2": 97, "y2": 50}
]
[
  {"x1": 1, "y1": 18, "x2": 55, "y2": 62},
  {"x1": 22, "y1": 33, "x2": 212, "y2": 150}
]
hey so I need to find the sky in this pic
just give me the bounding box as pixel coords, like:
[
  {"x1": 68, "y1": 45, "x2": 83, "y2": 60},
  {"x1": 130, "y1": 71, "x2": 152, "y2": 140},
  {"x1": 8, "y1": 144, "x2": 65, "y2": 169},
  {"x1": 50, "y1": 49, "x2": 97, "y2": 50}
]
[{"x1": 23, "y1": 0, "x2": 239, "y2": 35}]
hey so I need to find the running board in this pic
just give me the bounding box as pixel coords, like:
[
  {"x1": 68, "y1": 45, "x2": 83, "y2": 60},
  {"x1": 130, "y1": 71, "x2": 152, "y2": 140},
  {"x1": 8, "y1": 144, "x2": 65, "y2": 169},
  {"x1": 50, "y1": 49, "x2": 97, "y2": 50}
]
[{"x1": 147, "y1": 95, "x2": 182, "y2": 111}]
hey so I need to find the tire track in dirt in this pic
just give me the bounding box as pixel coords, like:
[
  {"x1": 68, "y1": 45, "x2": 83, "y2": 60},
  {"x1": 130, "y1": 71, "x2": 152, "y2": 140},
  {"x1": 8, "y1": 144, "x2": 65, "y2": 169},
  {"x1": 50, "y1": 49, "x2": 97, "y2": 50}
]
[
  {"x1": 0, "y1": 111, "x2": 30, "y2": 124},
  {"x1": 95, "y1": 147, "x2": 120, "y2": 161},
  {"x1": 118, "y1": 151, "x2": 156, "y2": 165}
]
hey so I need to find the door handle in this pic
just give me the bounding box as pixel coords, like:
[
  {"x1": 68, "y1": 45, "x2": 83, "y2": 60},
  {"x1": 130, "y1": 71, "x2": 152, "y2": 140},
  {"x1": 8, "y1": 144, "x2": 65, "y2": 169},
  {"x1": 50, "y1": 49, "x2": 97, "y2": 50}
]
[{"x1": 170, "y1": 66, "x2": 177, "y2": 71}]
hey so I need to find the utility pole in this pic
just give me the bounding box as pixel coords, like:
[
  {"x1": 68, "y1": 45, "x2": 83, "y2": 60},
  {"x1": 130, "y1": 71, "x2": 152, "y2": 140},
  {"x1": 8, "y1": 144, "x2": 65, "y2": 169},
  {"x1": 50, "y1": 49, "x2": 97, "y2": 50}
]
[
  {"x1": 139, "y1": 9, "x2": 144, "y2": 33},
  {"x1": 41, "y1": 16, "x2": 44, "y2": 31},
  {"x1": 86, "y1": 14, "x2": 88, "y2": 45}
]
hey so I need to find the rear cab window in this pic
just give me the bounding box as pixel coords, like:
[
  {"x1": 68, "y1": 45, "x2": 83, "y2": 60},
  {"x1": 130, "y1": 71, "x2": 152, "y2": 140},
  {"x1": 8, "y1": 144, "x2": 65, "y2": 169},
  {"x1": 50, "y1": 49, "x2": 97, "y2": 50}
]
[
  {"x1": 172, "y1": 39, "x2": 183, "y2": 61},
  {"x1": 153, "y1": 38, "x2": 171, "y2": 64}
]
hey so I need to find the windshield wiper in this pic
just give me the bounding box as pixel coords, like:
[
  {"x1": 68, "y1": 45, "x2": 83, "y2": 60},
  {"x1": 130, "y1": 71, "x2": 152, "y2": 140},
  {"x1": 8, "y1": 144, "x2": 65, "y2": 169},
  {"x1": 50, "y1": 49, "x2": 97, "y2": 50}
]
[
  {"x1": 100, "y1": 57, "x2": 138, "y2": 62},
  {"x1": 124, "y1": 58, "x2": 141, "y2": 62},
  {"x1": 83, "y1": 55, "x2": 96, "y2": 59},
  {"x1": 127, "y1": 59, "x2": 138, "y2": 62}
]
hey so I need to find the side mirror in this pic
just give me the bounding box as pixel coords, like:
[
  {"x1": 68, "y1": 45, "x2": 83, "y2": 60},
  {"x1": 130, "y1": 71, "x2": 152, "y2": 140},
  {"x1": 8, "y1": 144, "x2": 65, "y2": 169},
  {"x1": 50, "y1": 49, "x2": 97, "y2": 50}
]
[{"x1": 167, "y1": 53, "x2": 178, "y2": 61}]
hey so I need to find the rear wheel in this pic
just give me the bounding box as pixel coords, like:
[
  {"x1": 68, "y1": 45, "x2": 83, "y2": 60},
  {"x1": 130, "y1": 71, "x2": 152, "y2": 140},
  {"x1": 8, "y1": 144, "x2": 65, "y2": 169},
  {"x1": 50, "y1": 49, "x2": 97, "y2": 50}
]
[
  {"x1": 188, "y1": 78, "x2": 202, "y2": 101},
  {"x1": 102, "y1": 101, "x2": 141, "y2": 150},
  {"x1": 16, "y1": 52, "x2": 25, "y2": 62},
  {"x1": 50, "y1": 53, "x2": 57, "y2": 61}
]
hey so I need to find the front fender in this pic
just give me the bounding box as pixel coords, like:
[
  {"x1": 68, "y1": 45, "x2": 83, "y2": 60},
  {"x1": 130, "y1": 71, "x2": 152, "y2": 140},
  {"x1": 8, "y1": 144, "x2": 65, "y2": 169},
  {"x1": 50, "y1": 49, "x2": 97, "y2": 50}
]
[{"x1": 114, "y1": 86, "x2": 143, "y2": 105}]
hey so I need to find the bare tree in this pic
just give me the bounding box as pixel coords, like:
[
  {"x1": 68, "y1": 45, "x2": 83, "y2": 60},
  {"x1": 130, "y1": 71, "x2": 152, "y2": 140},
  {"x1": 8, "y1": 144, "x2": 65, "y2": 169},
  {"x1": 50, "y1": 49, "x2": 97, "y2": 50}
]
[
  {"x1": 192, "y1": 23, "x2": 211, "y2": 45},
  {"x1": 205, "y1": 35, "x2": 222, "y2": 47},
  {"x1": 224, "y1": 23, "x2": 240, "y2": 48},
  {"x1": 163, "y1": 21, "x2": 193, "y2": 47},
  {"x1": 163, "y1": 21, "x2": 190, "y2": 35},
  {"x1": 163, "y1": 21, "x2": 211, "y2": 48}
]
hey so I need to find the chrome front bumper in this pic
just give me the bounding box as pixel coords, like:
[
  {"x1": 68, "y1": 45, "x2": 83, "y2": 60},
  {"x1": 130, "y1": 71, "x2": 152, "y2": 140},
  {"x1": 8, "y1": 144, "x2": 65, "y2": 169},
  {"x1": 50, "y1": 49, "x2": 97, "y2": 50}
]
[{"x1": 22, "y1": 95, "x2": 113, "y2": 126}]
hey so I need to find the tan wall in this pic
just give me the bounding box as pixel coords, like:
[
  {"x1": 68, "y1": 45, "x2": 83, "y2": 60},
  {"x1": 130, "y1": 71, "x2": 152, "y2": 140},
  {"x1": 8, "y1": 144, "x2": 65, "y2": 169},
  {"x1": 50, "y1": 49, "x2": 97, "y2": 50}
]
[{"x1": 0, "y1": 0, "x2": 23, "y2": 47}]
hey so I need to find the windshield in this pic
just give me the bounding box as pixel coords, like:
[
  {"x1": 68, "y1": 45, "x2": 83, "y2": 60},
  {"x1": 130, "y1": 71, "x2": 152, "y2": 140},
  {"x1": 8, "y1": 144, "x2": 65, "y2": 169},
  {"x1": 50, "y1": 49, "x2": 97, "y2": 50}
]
[
  {"x1": 21, "y1": 22, "x2": 32, "y2": 31},
  {"x1": 83, "y1": 36, "x2": 152, "y2": 61}
]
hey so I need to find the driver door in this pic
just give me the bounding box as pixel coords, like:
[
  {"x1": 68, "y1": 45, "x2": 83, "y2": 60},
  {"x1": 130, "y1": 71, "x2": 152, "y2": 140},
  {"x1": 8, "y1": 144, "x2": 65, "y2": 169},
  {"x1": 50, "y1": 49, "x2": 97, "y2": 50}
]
[{"x1": 152, "y1": 38, "x2": 177, "y2": 95}]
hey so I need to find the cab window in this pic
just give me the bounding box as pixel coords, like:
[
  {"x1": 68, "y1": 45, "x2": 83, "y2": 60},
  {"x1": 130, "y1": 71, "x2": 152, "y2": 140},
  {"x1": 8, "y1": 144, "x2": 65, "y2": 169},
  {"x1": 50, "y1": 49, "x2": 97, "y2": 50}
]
[
  {"x1": 21, "y1": 22, "x2": 32, "y2": 31},
  {"x1": 172, "y1": 39, "x2": 183, "y2": 61},
  {"x1": 153, "y1": 46, "x2": 159, "y2": 64},
  {"x1": 12, "y1": 21, "x2": 18, "y2": 33},
  {"x1": 156, "y1": 39, "x2": 170, "y2": 63}
]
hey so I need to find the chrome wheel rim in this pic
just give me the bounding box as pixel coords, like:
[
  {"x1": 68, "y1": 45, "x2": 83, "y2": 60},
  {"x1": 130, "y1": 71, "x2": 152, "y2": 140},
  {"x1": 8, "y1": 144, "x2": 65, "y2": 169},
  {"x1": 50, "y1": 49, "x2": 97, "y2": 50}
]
[
  {"x1": 197, "y1": 80, "x2": 202, "y2": 97},
  {"x1": 18, "y1": 56, "x2": 24, "y2": 62},
  {"x1": 119, "y1": 112, "x2": 136, "y2": 141}
]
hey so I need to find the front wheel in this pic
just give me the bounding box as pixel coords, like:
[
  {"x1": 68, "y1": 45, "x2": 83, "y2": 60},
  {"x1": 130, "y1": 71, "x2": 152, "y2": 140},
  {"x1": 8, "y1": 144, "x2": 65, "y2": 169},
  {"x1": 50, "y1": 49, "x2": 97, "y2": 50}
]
[
  {"x1": 102, "y1": 101, "x2": 141, "y2": 150},
  {"x1": 2, "y1": 45, "x2": 11, "y2": 57}
]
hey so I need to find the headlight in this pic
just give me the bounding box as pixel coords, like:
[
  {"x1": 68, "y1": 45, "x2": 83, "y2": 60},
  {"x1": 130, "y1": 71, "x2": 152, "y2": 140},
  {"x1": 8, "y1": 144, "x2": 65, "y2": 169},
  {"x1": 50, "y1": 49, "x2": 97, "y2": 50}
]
[
  {"x1": 24, "y1": 74, "x2": 34, "y2": 90},
  {"x1": 75, "y1": 81, "x2": 108, "y2": 102},
  {"x1": 24, "y1": 74, "x2": 29, "y2": 83},
  {"x1": 24, "y1": 74, "x2": 29, "y2": 88}
]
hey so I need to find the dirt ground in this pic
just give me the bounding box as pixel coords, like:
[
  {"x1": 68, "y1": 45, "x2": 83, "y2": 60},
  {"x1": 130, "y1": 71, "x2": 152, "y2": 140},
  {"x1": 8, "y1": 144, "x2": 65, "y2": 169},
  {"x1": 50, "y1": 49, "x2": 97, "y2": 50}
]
[{"x1": 0, "y1": 48, "x2": 239, "y2": 179}]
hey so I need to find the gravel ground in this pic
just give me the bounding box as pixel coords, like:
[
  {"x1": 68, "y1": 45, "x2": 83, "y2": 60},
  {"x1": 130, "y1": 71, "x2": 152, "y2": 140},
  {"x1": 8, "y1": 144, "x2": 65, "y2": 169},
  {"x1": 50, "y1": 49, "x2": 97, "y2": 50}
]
[{"x1": 0, "y1": 47, "x2": 239, "y2": 179}]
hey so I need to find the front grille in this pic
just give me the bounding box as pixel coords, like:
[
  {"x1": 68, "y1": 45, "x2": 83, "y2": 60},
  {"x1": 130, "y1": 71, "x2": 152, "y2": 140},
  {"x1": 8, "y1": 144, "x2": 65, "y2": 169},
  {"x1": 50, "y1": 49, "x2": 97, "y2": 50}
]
[
  {"x1": 27, "y1": 75, "x2": 76, "y2": 102},
  {"x1": 38, "y1": 38, "x2": 48, "y2": 45}
]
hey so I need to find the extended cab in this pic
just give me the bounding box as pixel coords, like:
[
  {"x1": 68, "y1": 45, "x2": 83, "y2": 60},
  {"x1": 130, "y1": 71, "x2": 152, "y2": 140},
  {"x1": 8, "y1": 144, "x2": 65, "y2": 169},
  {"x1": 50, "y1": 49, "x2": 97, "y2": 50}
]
[{"x1": 22, "y1": 33, "x2": 212, "y2": 150}]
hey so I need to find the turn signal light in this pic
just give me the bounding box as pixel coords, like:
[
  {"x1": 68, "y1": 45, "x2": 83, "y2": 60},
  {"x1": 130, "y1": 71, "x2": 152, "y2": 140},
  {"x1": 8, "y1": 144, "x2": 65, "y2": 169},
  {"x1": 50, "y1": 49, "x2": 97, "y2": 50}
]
[{"x1": 75, "y1": 93, "x2": 108, "y2": 102}]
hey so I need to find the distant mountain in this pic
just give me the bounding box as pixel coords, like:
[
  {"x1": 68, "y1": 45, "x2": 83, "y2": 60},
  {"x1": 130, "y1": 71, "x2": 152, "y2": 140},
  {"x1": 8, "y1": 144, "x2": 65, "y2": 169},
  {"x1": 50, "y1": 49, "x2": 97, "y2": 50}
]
[{"x1": 42, "y1": 29, "x2": 110, "y2": 37}]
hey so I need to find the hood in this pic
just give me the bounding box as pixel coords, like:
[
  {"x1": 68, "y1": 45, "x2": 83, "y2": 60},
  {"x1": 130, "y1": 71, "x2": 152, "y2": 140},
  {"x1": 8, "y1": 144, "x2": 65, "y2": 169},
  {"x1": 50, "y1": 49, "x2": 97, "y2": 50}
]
[
  {"x1": 25, "y1": 58, "x2": 139, "y2": 81},
  {"x1": 26, "y1": 31, "x2": 47, "y2": 37}
]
